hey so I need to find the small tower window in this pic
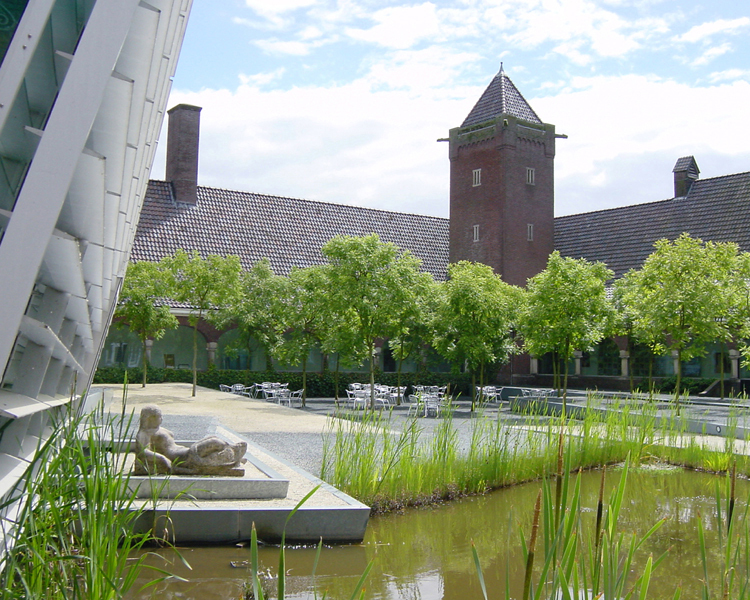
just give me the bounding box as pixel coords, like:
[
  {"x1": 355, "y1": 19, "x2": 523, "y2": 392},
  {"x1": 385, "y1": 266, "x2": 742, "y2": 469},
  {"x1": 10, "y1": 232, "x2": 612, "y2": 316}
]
[
  {"x1": 472, "y1": 169, "x2": 481, "y2": 187},
  {"x1": 527, "y1": 224, "x2": 534, "y2": 241},
  {"x1": 526, "y1": 167, "x2": 535, "y2": 185},
  {"x1": 473, "y1": 224, "x2": 480, "y2": 242}
]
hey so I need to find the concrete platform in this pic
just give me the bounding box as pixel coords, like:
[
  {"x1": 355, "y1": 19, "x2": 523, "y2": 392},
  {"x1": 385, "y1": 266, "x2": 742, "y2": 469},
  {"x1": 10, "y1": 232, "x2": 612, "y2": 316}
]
[
  {"x1": 94, "y1": 384, "x2": 371, "y2": 544},
  {"x1": 128, "y1": 429, "x2": 370, "y2": 544}
]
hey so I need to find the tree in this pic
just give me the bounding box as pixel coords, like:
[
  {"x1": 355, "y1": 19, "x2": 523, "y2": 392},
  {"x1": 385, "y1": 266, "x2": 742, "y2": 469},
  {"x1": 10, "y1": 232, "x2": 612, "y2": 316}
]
[
  {"x1": 115, "y1": 260, "x2": 178, "y2": 387},
  {"x1": 322, "y1": 234, "x2": 424, "y2": 408},
  {"x1": 164, "y1": 249, "x2": 243, "y2": 396},
  {"x1": 519, "y1": 251, "x2": 614, "y2": 410},
  {"x1": 615, "y1": 234, "x2": 738, "y2": 409},
  {"x1": 387, "y1": 271, "x2": 437, "y2": 403},
  {"x1": 216, "y1": 259, "x2": 287, "y2": 374},
  {"x1": 433, "y1": 261, "x2": 523, "y2": 410},
  {"x1": 274, "y1": 265, "x2": 334, "y2": 406}
]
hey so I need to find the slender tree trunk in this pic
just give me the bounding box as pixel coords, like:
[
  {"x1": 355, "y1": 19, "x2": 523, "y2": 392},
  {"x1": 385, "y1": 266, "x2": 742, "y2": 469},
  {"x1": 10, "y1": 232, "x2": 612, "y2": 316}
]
[
  {"x1": 141, "y1": 338, "x2": 148, "y2": 388},
  {"x1": 471, "y1": 369, "x2": 476, "y2": 413},
  {"x1": 302, "y1": 353, "x2": 307, "y2": 408},
  {"x1": 334, "y1": 356, "x2": 340, "y2": 404},
  {"x1": 628, "y1": 337, "x2": 634, "y2": 393},
  {"x1": 675, "y1": 347, "x2": 682, "y2": 416},
  {"x1": 552, "y1": 352, "x2": 559, "y2": 396},
  {"x1": 562, "y1": 338, "x2": 570, "y2": 414},
  {"x1": 369, "y1": 340, "x2": 376, "y2": 410},
  {"x1": 396, "y1": 345, "x2": 404, "y2": 405},
  {"x1": 192, "y1": 321, "x2": 198, "y2": 397},
  {"x1": 648, "y1": 351, "x2": 654, "y2": 399},
  {"x1": 720, "y1": 342, "x2": 725, "y2": 400}
]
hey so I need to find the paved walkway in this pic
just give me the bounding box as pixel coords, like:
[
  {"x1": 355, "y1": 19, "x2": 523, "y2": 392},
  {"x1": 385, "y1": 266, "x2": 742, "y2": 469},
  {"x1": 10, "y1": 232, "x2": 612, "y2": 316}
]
[{"x1": 100, "y1": 383, "x2": 750, "y2": 480}]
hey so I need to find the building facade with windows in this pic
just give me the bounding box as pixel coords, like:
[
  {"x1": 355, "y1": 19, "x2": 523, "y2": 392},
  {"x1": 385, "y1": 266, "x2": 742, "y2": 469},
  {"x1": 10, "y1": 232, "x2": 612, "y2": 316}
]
[{"x1": 101, "y1": 67, "x2": 750, "y2": 388}]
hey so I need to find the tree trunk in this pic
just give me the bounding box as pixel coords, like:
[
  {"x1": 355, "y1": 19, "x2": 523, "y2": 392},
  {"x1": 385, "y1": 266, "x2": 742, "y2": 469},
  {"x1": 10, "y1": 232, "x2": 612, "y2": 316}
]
[
  {"x1": 334, "y1": 357, "x2": 340, "y2": 404},
  {"x1": 369, "y1": 341, "x2": 376, "y2": 410},
  {"x1": 562, "y1": 338, "x2": 571, "y2": 414},
  {"x1": 648, "y1": 351, "x2": 654, "y2": 399},
  {"x1": 471, "y1": 370, "x2": 476, "y2": 413},
  {"x1": 675, "y1": 347, "x2": 682, "y2": 416},
  {"x1": 192, "y1": 321, "x2": 198, "y2": 397},
  {"x1": 720, "y1": 343, "x2": 725, "y2": 400},
  {"x1": 628, "y1": 337, "x2": 633, "y2": 394},
  {"x1": 302, "y1": 353, "x2": 307, "y2": 408},
  {"x1": 141, "y1": 338, "x2": 148, "y2": 388},
  {"x1": 396, "y1": 345, "x2": 404, "y2": 405}
]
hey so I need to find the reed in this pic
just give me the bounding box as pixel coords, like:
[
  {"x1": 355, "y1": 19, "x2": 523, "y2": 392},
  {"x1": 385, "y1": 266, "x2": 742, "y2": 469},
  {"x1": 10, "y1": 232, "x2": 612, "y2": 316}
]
[
  {"x1": 323, "y1": 392, "x2": 750, "y2": 513},
  {"x1": 0, "y1": 401, "x2": 175, "y2": 599}
]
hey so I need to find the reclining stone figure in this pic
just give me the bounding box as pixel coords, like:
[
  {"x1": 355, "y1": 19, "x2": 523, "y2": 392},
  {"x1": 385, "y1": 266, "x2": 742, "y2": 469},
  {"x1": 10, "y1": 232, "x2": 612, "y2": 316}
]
[{"x1": 134, "y1": 404, "x2": 247, "y2": 476}]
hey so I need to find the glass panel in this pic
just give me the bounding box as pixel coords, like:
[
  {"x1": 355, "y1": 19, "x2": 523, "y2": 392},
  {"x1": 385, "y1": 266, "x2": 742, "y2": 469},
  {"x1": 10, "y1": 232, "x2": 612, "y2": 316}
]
[{"x1": 0, "y1": 0, "x2": 30, "y2": 66}]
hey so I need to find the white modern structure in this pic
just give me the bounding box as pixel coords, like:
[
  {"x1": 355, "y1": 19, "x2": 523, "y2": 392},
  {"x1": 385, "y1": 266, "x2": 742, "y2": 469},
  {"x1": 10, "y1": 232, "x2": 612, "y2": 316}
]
[{"x1": 0, "y1": 0, "x2": 192, "y2": 556}]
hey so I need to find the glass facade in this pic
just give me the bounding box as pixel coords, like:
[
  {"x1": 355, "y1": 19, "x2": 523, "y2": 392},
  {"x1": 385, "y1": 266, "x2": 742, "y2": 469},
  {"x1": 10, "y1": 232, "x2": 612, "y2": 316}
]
[{"x1": 0, "y1": 0, "x2": 29, "y2": 65}]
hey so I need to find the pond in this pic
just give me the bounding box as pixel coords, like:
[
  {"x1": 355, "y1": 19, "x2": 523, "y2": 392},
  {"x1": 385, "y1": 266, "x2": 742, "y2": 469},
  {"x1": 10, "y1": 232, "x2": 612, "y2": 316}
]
[{"x1": 127, "y1": 466, "x2": 749, "y2": 599}]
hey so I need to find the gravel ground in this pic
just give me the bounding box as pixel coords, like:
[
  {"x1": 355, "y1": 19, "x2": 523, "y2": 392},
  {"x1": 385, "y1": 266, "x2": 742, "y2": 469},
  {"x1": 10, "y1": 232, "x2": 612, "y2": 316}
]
[{"x1": 103, "y1": 383, "x2": 750, "y2": 479}]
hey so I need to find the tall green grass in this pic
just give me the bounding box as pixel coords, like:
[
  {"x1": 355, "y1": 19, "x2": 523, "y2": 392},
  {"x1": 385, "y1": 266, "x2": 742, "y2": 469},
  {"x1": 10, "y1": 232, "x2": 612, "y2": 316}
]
[
  {"x1": 322, "y1": 397, "x2": 750, "y2": 512},
  {"x1": 0, "y1": 401, "x2": 175, "y2": 599}
]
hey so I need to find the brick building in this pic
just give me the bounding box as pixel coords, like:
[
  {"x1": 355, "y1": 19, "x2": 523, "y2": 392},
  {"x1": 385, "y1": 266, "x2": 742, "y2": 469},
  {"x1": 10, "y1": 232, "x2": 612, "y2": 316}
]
[{"x1": 100, "y1": 68, "x2": 750, "y2": 387}]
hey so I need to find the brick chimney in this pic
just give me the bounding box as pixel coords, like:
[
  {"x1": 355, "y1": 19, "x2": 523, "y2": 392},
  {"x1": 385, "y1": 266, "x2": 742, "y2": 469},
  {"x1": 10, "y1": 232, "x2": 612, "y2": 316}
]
[
  {"x1": 166, "y1": 104, "x2": 202, "y2": 205},
  {"x1": 672, "y1": 156, "x2": 699, "y2": 198}
]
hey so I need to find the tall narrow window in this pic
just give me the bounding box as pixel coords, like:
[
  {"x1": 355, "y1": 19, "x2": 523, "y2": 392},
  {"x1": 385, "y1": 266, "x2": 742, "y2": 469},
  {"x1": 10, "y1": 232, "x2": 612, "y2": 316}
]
[
  {"x1": 472, "y1": 169, "x2": 481, "y2": 187},
  {"x1": 527, "y1": 223, "x2": 534, "y2": 241},
  {"x1": 473, "y1": 224, "x2": 480, "y2": 242},
  {"x1": 526, "y1": 167, "x2": 535, "y2": 185}
]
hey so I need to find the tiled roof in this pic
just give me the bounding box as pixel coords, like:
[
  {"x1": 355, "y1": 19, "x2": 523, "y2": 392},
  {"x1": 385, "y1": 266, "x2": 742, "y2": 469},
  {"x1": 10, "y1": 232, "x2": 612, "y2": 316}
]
[
  {"x1": 132, "y1": 181, "x2": 450, "y2": 280},
  {"x1": 554, "y1": 171, "x2": 750, "y2": 279},
  {"x1": 462, "y1": 67, "x2": 542, "y2": 127}
]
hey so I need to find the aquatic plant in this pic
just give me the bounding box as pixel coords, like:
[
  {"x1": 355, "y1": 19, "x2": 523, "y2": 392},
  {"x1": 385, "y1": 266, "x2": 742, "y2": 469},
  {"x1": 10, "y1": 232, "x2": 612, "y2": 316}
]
[{"x1": 0, "y1": 399, "x2": 177, "y2": 599}]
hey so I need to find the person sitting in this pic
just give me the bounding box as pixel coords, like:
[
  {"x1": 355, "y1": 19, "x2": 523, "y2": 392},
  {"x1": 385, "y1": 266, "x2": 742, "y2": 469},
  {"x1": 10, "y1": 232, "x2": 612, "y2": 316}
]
[{"x1": 134, "y1": 404, "x2": 247, "y2": 476}]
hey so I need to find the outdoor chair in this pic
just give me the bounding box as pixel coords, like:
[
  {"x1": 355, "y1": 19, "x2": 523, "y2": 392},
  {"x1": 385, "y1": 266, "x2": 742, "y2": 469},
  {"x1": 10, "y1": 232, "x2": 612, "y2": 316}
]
[
  {"x1": 231, "y1": 383, "x2": 246, "y2": 395},
  {"x1": 219, "y1": 384, "x2": 232, "y2": 393},
  {"x1": 289, "y1": 389, "x2": 304, "y2": 406}
]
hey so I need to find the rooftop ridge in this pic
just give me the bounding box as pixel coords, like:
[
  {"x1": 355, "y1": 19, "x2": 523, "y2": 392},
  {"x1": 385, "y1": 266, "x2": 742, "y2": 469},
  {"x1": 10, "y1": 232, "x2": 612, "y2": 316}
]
[
  {"x1": 555, "y1": 170, "x2": 750, "y2": 221},
  {"x1": 148, "y1": 179, "x2": 450, "y2": 223}
]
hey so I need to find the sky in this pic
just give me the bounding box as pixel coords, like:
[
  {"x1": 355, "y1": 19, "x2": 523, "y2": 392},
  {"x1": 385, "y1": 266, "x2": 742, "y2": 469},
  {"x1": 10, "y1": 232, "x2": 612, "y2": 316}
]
[{"x1": 151, "y1": 0, "x2": 750, "y2": 218}]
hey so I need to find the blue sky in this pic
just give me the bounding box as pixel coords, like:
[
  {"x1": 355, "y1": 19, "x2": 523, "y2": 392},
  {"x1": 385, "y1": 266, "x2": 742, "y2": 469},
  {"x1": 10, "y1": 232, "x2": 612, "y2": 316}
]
[{"x1": 152, "y1": 0, "x2": 750, "y2": 217}]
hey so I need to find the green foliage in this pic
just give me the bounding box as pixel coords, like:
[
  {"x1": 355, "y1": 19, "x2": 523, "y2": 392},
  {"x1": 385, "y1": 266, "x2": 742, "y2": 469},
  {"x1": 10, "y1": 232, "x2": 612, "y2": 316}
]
[
  {"x1": 163, "y1": 249, "x2": 243, "y2": 395},
  {"x1": 0, "y1": 403, "x2": 178, "y2": 599},
  {"x1": 322, "y1": 233, "x2": 427, "y2": 407},
  {"x1": 92, "y1": 366, "x2": 474, "y2": 398},
  {"x1": 615, "y1": 234, "x2": 739, "y2": 401},
  {"x1": 217, "y1": 258, "x2": 287, "y2": 372},
  {"x1": 519, "y1": 251, "x2": 614, "y2": 403},
  {"x1": 433, "y1": 261, "x2": 522, "y2": 390},
  {"x1": 115, "y1": 260, "x2": 178, "y2": 387},
  {"x1": 273, "y1": 265, "x2": 335, "y2": 404}
]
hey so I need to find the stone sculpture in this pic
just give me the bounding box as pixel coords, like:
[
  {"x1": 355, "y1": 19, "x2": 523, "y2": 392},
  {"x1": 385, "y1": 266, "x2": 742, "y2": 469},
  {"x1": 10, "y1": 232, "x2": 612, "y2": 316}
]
[{"x1": 133, "y1": 404, "x2": 247, "y2": 476}]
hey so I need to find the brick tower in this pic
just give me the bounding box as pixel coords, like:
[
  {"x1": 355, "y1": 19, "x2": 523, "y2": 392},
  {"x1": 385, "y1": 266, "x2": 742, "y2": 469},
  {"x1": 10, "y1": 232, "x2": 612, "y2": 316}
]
[{"x1": 448, "y1": 66, "x2": 560, "y2": 287}]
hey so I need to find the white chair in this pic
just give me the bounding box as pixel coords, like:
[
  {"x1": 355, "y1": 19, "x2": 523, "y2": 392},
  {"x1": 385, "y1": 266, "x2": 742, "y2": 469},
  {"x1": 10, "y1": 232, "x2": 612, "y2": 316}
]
[
  {"x1": 289, "y1": 389, "x2": 304, "y2": 407},
  {"x1": 219, "y1": 384, "x2": 232, "y2": 393}
]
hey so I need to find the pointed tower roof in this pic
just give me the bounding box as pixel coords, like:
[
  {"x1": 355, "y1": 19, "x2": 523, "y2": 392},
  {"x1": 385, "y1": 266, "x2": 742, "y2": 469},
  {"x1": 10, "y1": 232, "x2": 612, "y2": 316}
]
[{"x1": 461, "y1": 65, "x2": 542, "y2": 127}]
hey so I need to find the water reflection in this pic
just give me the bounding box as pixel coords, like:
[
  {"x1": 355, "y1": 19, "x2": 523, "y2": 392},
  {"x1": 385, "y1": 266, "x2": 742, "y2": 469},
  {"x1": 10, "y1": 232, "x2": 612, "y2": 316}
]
[{"x1": 128, "y1": 467, "x2": 749, "y2": 599}]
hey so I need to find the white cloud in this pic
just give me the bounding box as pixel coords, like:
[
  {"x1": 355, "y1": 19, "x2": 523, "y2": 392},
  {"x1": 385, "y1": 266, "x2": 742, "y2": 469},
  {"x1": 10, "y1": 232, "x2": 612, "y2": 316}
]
[
  {"x1": 238, "y1": 68, "x2": 286, "y2": 86},
  {"x1": 709, "y1": 69, "x2": 750, "y2": 83},
  {"x1": 255, "y1": 38, "x2": 318, "y2": 55},
  {"x1": 691, "y1": 43, "x2": 731, "y2": 67},
  {"x1": 345, "y1": 3, "x2": 440, "y2": 49},
  {"x1": 533, "y1": 75, "x2": 750, "y2": 213},
  {"x1": 244, "y1": 0, "x2": 318, "y2": 18},
  {"x1": 674, "y1": 17, "x2": 750, "y2": 43}
]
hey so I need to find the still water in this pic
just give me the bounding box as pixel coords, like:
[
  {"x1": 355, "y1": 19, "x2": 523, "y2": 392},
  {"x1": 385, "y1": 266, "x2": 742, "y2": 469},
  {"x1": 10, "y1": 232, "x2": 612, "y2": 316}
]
[{"x1": 128, "y1": 466, "x2": 749, "y2": 599}]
